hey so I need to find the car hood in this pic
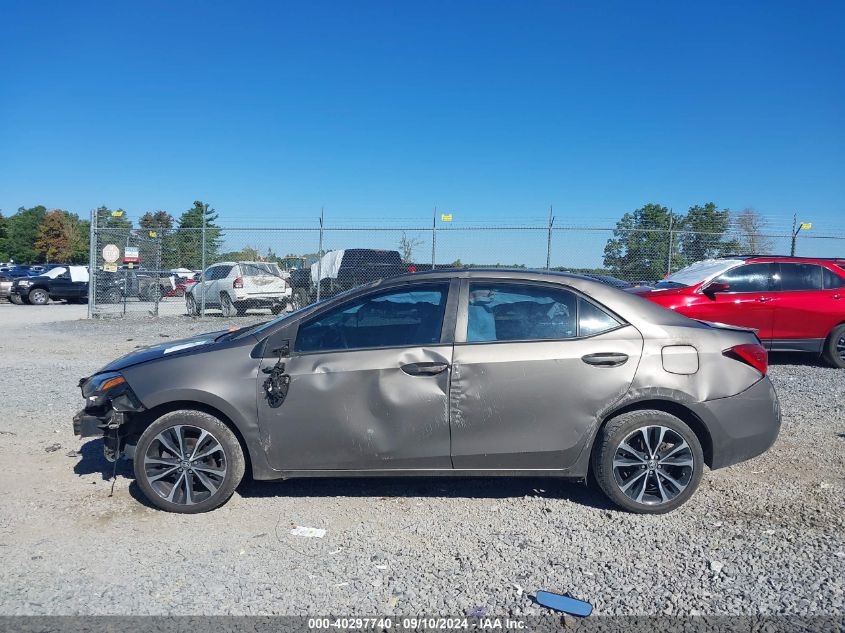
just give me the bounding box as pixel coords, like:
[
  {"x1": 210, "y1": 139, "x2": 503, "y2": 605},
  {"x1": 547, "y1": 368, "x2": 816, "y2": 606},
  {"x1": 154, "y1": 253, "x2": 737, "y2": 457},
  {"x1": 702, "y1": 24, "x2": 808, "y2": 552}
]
[{"x1": 98, "y1": 331, "x2": 227, "y2": 373}]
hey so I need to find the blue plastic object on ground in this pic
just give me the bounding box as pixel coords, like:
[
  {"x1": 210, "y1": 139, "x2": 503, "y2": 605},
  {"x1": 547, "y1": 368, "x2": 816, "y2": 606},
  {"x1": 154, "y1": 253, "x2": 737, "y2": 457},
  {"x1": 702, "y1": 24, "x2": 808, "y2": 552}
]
[{"x1": 535, "y1": 590, "x2": 593, "y2": 617}]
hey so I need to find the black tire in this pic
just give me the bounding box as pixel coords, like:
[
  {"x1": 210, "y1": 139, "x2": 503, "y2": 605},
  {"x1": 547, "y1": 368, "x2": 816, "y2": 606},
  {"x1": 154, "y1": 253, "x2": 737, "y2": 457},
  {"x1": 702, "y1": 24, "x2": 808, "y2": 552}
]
[
  {"x1": 186, "y1": 293, "x2": 199, "y2": 316},
  {"x1": 100, "y1": 287, "x2": 121, "y2": 304},
  {"x1": 270, "y1": 303, "x2": 285, "y2": 315},
  {"x1": 143, "y1": 285, "x2": 164, "y2": 302},
  {"x1": 235, "y1": 301, "x2": 248, "y2": 316},
  {"x1": 28, "y1": 287, "x2": 50, "y2": 305},
  {"x1": 592, "y1": 409, "x2": 704, "y2": 514},
  {"x1": 10, "y1": 294, "x2": 24, "y2": 305},
  {"x1": 220, "y1": 292, "x2": 236, "y2": 317},
  {"x1": 822, "y1": 323, "x2": 845, "y2": 369},
  {"x1": 133, "y1": 409, "x2": 245, "y2": 514}
]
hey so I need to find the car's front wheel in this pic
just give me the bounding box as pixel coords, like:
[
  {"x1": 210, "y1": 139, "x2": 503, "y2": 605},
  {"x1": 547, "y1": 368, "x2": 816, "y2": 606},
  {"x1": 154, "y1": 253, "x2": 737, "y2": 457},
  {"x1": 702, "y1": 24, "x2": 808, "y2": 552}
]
[
  {"x1": 134, "y1": 410, "x2": 245, "y2": 513},
  {"x1": 28, "y1": 288, "x2": 50, "y2": 305},
  {"x1": 592, "y1": 409, "x2": 703, "y2": 514}
]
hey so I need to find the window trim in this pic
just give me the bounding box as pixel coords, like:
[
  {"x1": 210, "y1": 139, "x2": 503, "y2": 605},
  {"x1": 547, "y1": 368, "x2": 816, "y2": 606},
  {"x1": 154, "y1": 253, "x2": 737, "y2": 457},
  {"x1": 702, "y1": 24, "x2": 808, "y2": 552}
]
[
  {"x1": 292, "y1": 280, "x2": 457, "y2": 356},
  {"x1": 454, "y1": 278, "x2": 628, "y2": 345}
]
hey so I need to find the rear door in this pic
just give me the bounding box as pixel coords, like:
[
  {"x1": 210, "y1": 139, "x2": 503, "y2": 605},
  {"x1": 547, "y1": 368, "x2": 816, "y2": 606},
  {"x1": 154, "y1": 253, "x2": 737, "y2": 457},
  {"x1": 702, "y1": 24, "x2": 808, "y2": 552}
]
[
  {"x1": 770, "y1": 263, "x2": 843, "y2": 346},
  {"x1": 690, "y1": 263, "x2": 778, "y2": 342},
  {"x1": 449, "y1": 279, "x2": 643, "y2": 470}
]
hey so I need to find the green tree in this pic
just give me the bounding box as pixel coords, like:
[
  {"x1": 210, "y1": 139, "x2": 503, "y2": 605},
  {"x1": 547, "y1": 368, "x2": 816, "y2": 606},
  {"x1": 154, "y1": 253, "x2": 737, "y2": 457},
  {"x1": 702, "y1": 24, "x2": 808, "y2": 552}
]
[
  {"x1": 174, "y1": 201, "x2": 223, "y2": 269},
  {"x1": 603, "y1": 203, "x2": 683, "y2": 281},
  {"x1": 0, "y1": 211, "x2": 8, "y2": 260},
  {"x1": 137, "y1": 211, "x2": 176, "y2": 270},
  {"x1": 678, "y1": 202, "x2": 736, "y2": 263},
  {"x1": 4, "y1": 205, "x2": 48, "y2": 263}
]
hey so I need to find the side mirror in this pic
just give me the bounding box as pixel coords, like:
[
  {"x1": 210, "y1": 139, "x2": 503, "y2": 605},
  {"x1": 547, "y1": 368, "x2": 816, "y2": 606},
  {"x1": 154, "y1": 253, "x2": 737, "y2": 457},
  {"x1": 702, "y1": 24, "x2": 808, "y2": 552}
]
[{"x1": 703, "y1": 281, "x2": 731, "y2": 296}]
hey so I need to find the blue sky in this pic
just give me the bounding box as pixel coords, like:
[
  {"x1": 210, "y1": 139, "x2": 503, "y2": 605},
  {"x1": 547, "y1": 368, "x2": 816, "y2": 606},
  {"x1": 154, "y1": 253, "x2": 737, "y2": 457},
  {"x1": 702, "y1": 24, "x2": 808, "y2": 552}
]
[{"x1": 1, "y1": 0, "x2": 843, "y2": 243}]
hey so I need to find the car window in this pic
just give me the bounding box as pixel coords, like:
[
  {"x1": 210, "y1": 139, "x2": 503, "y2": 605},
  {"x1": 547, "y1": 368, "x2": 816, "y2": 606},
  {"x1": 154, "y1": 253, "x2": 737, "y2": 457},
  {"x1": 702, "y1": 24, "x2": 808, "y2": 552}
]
[
  {"x1": 713, "y1": 263, "x2": 777, "y2": 293},
  {"x1": 295, "y1": 283, "x2": 449, "y2": 353},
  {"x1": 466, "y1": 282, "x2": 579, "y2": 342},
  {"x1": 578, "y1": 297, "x2": 622, "y2": 336},
  {"x1": 240, "y1": 262, "x2": 279, "y2": 277},
  {"x1": 777, "y1": 263, "x2": 823, "y2": 291},
  {"x1": 822, "y1": 266, "x2": 845, "y2": 290}
]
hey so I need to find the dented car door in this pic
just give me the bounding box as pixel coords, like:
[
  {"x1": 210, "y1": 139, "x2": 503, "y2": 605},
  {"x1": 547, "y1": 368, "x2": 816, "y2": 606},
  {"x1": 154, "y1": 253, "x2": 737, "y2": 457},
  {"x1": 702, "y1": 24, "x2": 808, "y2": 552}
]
[{"x1": 256, "y1": 281, "x2": 457, "y2": 471}]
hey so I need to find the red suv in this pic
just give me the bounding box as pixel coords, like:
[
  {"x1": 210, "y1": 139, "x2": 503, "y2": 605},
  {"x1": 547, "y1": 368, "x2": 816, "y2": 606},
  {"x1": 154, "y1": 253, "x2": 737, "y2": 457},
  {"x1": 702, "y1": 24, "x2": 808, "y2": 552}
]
[{"x1": 635, "y1": 256, "x2": 845, "y2": 368}]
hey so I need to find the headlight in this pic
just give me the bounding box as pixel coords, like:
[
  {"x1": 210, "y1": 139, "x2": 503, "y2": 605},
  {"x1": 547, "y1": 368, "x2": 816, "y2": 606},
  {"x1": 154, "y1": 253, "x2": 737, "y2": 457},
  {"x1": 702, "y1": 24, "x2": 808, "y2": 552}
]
[
  {"x1": 17, "y1": 280, "x2": 32, "y2": 286},
  {"x1": 81, "y1": 372, "x2": 144, "y2": 412}
]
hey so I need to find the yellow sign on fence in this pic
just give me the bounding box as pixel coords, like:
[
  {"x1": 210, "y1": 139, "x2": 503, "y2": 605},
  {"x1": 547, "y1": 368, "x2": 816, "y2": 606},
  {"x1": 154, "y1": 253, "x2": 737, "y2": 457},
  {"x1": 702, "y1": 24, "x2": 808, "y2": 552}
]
[
  {"x1": 103, "y1": 263, "x2": 118, "y2": 273},
  {"x1": 440, "y1": 214, "x2": 453, "y2": 222},
  {"x1": 800, "y1": 222, "x2": 813, "y2": 230}
]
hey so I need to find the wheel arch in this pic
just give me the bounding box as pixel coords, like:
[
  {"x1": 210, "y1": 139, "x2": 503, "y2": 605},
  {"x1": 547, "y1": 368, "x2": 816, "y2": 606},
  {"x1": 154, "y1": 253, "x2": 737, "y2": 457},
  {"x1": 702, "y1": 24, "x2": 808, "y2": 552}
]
[
  {"x1": 129, "y1": 400, "x2": 254, "y2": 479},
  {"x1": 590, "y1": 398, "x2": 714, "y2": 469}
]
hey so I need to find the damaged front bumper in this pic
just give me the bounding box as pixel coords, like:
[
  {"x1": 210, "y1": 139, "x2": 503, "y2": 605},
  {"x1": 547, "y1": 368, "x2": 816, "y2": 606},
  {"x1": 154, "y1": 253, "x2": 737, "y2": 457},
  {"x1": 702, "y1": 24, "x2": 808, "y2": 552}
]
[{"x1": 73, "y1": 372, "x2": 146, "y2": 461}]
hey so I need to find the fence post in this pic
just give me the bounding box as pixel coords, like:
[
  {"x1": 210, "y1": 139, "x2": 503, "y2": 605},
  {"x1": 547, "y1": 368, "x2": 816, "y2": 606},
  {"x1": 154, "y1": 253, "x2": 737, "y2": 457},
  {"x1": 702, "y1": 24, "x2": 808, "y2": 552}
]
[
  {"x1": 87, "y1": 208, "x2": 97, "y2": 318},
  {"x1": 545, "y1": 205, "x2": 554, "y2": 270},
  {"x1": 431, "y1": 206, "x2": 437, "y2": 269},
  {"x1": 154, "y1": 229, "x2": 162, "y2": 317},
  {"x1": 316, "y1": 208, "x2": 324, "y2": 302},
  {"x1": 200, "y1": 203, "x2": 207, "y2": 317},
  {"x1": 666, "y1": 214, "x2": 675, "y2": 277}
]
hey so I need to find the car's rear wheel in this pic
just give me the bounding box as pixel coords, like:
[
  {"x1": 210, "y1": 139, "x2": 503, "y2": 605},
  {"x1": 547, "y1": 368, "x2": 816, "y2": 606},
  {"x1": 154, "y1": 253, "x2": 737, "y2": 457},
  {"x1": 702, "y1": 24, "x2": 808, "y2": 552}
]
[
  {"x1": 235, "y1": 301, "x2": 249, "y2": 316},
  {"x1": 592, "y1": 409, "x2": 703, "y2": 514},
  {"x1": 28, "y1": 288, "x2": 50, "y2": 305},
  {"x1": 10, "y1": 294, "x2": 24, "y2": 305},
  {"x1": 220, "y1": 292, "x2": 236, "y2": 317},
  {"x1": 822, "y1": 323, "x2": 845, "y2": 369},
  {"x1": 134, "y1": 410, "x2": 245, "y2": 514}
]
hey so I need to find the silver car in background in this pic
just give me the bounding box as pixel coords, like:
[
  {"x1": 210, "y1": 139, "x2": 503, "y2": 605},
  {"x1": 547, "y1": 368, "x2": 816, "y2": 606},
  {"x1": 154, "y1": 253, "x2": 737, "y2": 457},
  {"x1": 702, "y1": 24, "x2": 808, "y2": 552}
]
[{"x1": 74, "y1": 270, "x2": 780, "y2": 514}]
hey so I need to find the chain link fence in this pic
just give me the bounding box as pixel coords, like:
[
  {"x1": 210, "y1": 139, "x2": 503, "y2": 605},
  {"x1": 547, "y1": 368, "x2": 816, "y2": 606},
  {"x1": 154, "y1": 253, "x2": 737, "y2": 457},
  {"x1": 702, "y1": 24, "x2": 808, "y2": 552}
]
[{"x1": 87, "y1": 214, "x2": 845, "y2": 318}]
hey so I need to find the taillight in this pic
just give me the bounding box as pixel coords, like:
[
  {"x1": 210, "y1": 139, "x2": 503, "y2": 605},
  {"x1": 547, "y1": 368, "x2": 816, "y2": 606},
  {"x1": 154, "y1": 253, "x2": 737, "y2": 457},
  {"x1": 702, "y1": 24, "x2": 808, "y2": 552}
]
[
  {"x1": 233, "y1": 276, "x2": 243, "y2": 289},
  {"x1": 407, "y1": 264, "x2": 417, "y2": 273},
  {"x1": 723, "y1": 343, "x2": 768, "y2": 376}
]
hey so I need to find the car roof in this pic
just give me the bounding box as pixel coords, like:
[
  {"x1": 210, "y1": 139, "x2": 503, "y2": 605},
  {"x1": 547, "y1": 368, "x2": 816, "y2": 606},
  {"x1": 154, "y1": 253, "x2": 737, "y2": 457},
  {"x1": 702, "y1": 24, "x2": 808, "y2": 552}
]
[{"x1": 720, "y1": 255, "x2": 845, "y2": 264}]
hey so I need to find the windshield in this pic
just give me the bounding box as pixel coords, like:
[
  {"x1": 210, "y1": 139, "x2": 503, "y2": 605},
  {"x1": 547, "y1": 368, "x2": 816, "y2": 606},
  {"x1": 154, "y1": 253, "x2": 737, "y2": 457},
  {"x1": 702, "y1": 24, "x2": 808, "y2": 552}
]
[{"x1": 654, "y1": 259, "x2": 743, "y2": 289}]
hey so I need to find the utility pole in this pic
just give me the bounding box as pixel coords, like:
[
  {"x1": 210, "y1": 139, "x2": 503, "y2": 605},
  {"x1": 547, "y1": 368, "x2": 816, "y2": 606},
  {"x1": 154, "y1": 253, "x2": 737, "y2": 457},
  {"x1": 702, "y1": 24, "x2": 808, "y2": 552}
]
[
  {"x1": 545, "y1": 205, "x2": 555, "y2": 270},
  {"x1": 791, "y1": 213, "x2": 812, "y2": 256}
]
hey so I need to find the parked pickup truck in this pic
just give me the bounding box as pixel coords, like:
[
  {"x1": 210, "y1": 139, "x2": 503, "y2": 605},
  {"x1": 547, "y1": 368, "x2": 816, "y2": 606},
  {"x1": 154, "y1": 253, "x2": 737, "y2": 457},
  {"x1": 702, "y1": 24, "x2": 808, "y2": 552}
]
[
  {"x1": 288, "y1": 249, "x2": 411, "y2": 309},
  {"x1": 10, "y1": 265, "x2": 90, "y2": 304}
]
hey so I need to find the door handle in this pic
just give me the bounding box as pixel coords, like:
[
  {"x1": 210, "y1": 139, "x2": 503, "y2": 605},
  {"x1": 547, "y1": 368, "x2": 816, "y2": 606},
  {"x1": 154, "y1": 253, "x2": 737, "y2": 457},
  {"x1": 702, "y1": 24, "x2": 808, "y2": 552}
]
[
  {"x1": 401, "y1": 362, "x2": 450, "y2": 376},
  {"x1": 758, "y1": 296, "x2": 772, "y2": 303},
  {"x1": 581, "y1": 352, "x2": 629, "y2": 368}
]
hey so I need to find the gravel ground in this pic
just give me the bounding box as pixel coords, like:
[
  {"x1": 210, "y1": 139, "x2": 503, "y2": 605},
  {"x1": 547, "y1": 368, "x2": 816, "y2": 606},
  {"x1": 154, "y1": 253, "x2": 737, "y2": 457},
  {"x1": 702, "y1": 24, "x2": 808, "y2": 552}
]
[{"x1": 0, "y1": 303, "x2": 842, "y2": 617}]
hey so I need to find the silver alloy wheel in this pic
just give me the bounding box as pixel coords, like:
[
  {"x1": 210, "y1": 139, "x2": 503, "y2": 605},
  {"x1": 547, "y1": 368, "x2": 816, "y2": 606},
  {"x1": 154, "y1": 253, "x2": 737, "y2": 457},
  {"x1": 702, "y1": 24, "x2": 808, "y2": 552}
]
[
  {"x1": 837, "y1": 334, "x2": 845, "y2": 361},
  {"x1": 30, "y1": 288, "x2": 49, "y2": 304},
  {"x1": 186, "y1": 293, "x2": 198, "y2": 316},
  {"x1": 612, "y1": 425, "x2": 694, "y2": 506},
  {"x1": 143, "y1": 424, "x2": 227, "y2": 506}
]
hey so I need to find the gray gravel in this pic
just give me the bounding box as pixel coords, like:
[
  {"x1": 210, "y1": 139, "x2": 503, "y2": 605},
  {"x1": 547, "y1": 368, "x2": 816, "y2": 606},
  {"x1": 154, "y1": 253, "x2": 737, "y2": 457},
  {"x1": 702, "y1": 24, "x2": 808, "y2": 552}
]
[{"x1": 0, "y1": 303, "x2": 842, "y2": 616}]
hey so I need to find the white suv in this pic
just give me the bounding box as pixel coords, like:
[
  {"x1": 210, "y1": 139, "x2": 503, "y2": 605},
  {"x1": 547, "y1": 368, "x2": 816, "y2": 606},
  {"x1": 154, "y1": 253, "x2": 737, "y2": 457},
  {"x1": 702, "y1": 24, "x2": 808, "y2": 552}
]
[{"x1": 186, "y1": 261, "x2": 291, "y2": 316}]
